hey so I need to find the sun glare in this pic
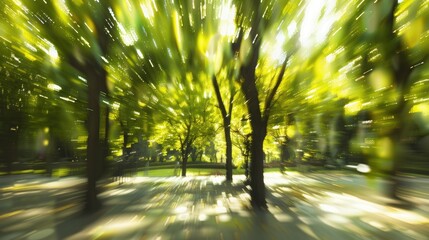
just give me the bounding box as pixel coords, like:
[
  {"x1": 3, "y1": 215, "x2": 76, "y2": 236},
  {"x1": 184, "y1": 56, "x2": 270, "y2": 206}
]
[
  {"x1": 118, "y1": 23, "x2": 138, "y2": 46},
  {"x1": 47, "y1": 45, "x2": 59, "y2": 65},
  {"x1": 300, "y1": 0, "x2": 337, "y2": 49},
  {"x1": 218, "y1": 0, "x2": 236, "y2": 38}
]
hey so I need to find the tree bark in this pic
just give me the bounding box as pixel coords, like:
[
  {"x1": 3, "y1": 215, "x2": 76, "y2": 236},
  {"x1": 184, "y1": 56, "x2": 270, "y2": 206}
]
[
  {"x1": 241, "y1": 79, "x2": 267, "y2": 209},
  {"x1": 181, "y1": 137, "x2": 192, "y2": 177},
  {"x1": 84, "y1": 65, "x2": 104, "y2": 212},
  {"x1": 181, "y1": 152, "x2": 188, "y2": 177},
  {"x1": 376, "y1": 0, "x2": 411, "y2": 201},
  {"x1": 99, "y1": 73, "x2": 110, "y2": 180},
  {"x1": 211, "y1": 75, "x2": 233, "y2": 181},
  {"x1": 224, "y1": 122, "x2": 233, "y2": 181},
  {"x1": 101, "y1": 103, "x2": 110, "y2": 179},
  {"x1": 238, "y1": 21, "x2": 288, "y2": 210},
  {"x1": 238, "y1": 0, "x2": 268, "y2": 210},
  {"x1": 179, "y1": 123, "x2": 195, "y2": 177},
  {"x1": 249, "y1": 130, "x2": 266, "y2": 209},
  {"x1": 4, "y1": 129, "x2": 18, "y2": 174},
  {"x1": 120, "y1": 121, "x2": 129, "y2": 157},
  {"x1": 0, "y1": 100, "x2": 21, "y2": 175},
  {"x1": 241, "y1": 50, "x2": 268, "y2": 209}
]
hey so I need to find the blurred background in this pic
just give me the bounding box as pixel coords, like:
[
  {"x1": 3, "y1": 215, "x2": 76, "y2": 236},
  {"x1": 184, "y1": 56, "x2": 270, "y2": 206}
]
[{"x1": 0, "y1": 0, "x2": 429, "y2": 238}]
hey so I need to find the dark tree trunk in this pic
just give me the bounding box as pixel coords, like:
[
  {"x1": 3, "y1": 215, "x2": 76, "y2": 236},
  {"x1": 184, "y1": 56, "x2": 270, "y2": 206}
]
[
  {"x1": 237, "y1": 0, "x2": 268, "y2": 210},
  {"x1": 120, "y1": 121, "x2": 129, "y2": 157},
  {"x1": 103, "y1": 106, "x2": 110, "y2": 176},
  {"x1": 57, "y1": 6, "x2": 110, "y2": 212},
  {"x1": 4, "y1": 129, "x2": 19, "y2": 174},
  {"x1": 0, "y1": 101, "x2": 21, "y2": 175},
  {"x1": 376, "y1": 1, "x2": 412, "y2": 201},
  {"x1": 249, "y1": 130, "x2": 266, "y2": 209},
  {"x1": 224, "y1": 121, "x2": 233, "y2": 181},
  {"x1": 211, "y1": 75, "x2": 234, "y2": 181},
  {"x1": 84, "y1": 65, "x2": 104, "y2": 212},
  {"x1": 46, "y1": 130, "x2": 54, "y2": 177},
  {"x1": 179, "y1": 124, "x2": 194, "y2": 177},
  {"x1": 181, "y1": 152, "x2": 188, "y2": 177},
  {"x1": 97, "y1": 100, "x2": 110, "y2": 180},
  {"x1": 243, "y1": 79, "x2": 268, "y2": 209},
  {"x1": 100, "y1": 80, "x2": 110, "y2": 180},
  {"x1": 241, "y1": 57, "x2": 268, "y2": 209},
  {"x1": 239, "y1": 44, "x2": 287, "y2": 210}
]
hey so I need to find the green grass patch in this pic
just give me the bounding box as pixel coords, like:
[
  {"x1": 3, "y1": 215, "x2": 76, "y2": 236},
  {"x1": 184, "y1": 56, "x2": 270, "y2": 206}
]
[
  {"x1": 12, "y1": 170, "x2": 39, "y2": 174},
  {"x1": 136, "y1": 168, "x2": 225, "y2": 177},
  {"x1": 136, "y1": 167, "x2": 281, "y2": 177},
  {"x1": 52, "y1": 168, "x2": 69, "y2": 178},
  {"x1": 1, "y1": 166, "x2": 285, "y2": 178},
  {"x1": 264, "y1": 168, "x2": 281, "y2": 173},
  {"x1": 136, "y1": 168, "x2": 178, "y2": 177}
]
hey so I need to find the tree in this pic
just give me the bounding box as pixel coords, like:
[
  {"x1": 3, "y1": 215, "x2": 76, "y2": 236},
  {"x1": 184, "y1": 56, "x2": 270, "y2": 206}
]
[
  {"x1": 19, "y1": 0, "x2": 120, "y2": 211},
  {"x1": 0, "y1": 2, "x2": 62, "y2": 173},
  {"x1": 149, "y1": 73, "x2": 217, "y2": 176},
  {"x1": 194, "y1": 0, "x2": 240, "y2": 182},
  {"x1": 211, "y1": 72, "x2": 237, "y2": 181},
  {"x1": 0, "y1": 42, "x2": 28, "y2": 172},
  {"x1": 232, "y1": 0, "x2": 296, "y2": 209},
  {"x1": 361, "y1": 0, "x2": 429, "y2": 200}
]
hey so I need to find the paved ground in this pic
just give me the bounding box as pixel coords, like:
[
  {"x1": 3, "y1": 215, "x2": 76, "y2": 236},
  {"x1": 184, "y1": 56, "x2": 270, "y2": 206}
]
[{"x1": 1, "y1": 172, "x2": 428, "y2": 240}]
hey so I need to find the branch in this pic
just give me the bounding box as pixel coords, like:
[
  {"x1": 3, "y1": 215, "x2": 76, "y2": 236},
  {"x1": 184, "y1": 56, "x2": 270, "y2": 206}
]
[
  {"x1": 231, "y1": 23, "x2": 244, "y2": 55},
  {"x1": 262, "y1": 56, "x2": 289, "y2": 125},
  {"x1": 211, "y1": 75, "x2": 228, "y2": 119},
  {"x1": 178, "y1": 135, "x2": 184, "y2": 148},
  {"x1": 231, "y1": 128, "x2": 246, "y2": 138},
  {"x1": 227, "y1": 90, "x2": 235, "y2": 117}
]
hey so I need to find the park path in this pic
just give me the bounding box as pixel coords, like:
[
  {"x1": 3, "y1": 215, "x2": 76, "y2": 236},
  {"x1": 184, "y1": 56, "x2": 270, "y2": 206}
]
[{"x1": 1, "y1": 173, "x2": 429, "y2": 239}]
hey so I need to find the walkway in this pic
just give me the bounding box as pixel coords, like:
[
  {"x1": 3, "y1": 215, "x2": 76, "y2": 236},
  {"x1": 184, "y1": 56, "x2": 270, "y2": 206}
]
[{"x1": 1, "y1": 172, "x2": 428, "y2": 239}]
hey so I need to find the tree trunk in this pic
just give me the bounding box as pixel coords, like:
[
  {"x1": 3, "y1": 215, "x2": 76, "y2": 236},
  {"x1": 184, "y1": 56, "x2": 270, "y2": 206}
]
[
  {"x1": 249, "y1": 131, "x2": 266, "y2": 209},
  {"x1": 98, "y1": 101, "x2": 110, "y2": 180},
  {"x1": 84, "y1": 66, "x2": 104, "y2": 212},
  {"x1": 376, "y1": 0, "x2": 411, "y2": 201},
  {"x1": 241, "y1": 64, "x2": 267, "y2": 209},
  {"x1": 46, "y1": 130, "x2": 54, "y2": 177},
  {"x1": 99, "y1": 74, "x2": 110, "y2": 179},
  {"x1": 211, "y1": 75, "x2": 234, "y2": 182},
  {"x1": 4, "y1": 129, "x2": 18, "y2": 174},
  {"x1": 0, "y1": 105, "x2": 21, "y2": 175},
  {"x1": 181, "y1": 152, "x2": 188, "y2": 177},
  {"x1": 224, "y1": 119, "x2": 233, "y2": 181},
  {"x1": 238, "y1": 0, "x2": 267, "y2": 209},
  {"x1": 120, "y1": 121, "x2": 129, "y2": 157}
]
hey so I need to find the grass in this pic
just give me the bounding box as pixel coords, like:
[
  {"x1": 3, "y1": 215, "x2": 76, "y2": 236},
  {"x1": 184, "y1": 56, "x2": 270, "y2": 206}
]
[
  {"x1": 137, "y1": 168, "x2": 223, "y2": 177},
  {"x1": 1, "y1": 167, "x2": 283, "y2": 178},
  {"x1": 52, "y1": 168, "x2": 70, "y2": 178},
  {"x1": 0, "y1": 169, "x2": 47, "y2": 176},
  {"x1": 135, "y1": 167, "x2": 281, "y2": 177}
]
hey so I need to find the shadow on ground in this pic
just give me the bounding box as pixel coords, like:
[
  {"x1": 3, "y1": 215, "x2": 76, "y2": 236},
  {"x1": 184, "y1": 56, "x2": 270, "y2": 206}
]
[{"x1": 2, "y1": 174, "x2": 429, "y2": 239}]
